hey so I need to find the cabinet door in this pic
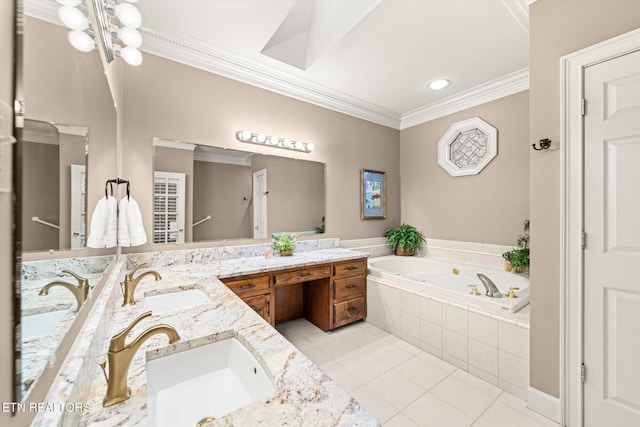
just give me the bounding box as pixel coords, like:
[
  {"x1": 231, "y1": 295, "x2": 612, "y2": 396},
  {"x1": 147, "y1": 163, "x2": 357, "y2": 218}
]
[{"x1": 243, "y1": 293, "x2": 272, "y2": 324}]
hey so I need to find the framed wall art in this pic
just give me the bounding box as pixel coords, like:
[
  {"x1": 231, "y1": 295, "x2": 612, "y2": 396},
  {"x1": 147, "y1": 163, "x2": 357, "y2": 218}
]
[{"x1": 361, "y1": 169, "x2": 386, "y2": 219}]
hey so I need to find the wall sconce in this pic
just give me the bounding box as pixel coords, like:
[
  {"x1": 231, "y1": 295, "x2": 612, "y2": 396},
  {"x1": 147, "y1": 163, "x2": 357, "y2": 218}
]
[
  {"x1": 55, "y1": 0, "x2": 144, "y2": 66},
  {"x1": 235, "y1": 130, "x2": 315, "y2": 153}
]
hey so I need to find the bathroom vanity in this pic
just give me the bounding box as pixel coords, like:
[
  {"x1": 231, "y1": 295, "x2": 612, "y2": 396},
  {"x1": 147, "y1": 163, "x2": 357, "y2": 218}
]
[
  {"x1": 221, "y1": 257, "x2": 367, "y2": 331},
  {"x1": 32, "y1": 245, "x2": 378, "y2": 426}
]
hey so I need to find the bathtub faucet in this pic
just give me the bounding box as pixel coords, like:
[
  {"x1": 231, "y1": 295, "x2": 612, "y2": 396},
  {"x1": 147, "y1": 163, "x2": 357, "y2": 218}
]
[{"x1": 477, "y1": 274, "x2": 502, "y2": 298}]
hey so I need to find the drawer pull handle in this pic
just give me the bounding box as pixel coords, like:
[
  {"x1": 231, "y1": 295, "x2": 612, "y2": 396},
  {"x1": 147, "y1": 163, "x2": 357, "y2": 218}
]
[
  {"x1": 346, "y1": 266, "x2": 358, "y2": 270},
  {"x1": 239, "y1": 284, "x2": 255, "y2": 290},
  {"x1": 347, "y1": 306, "x2": 358, "y2": 313},
  {"x1": 299, "y1": 272, "x2": 312, "y2": 277},
  {"x1": 346, "y1": 284, "x2": 358, "y2": 289}
]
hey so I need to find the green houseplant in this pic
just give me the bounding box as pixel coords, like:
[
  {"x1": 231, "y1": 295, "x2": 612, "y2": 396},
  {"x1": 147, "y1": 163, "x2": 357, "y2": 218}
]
[
  {"x1": 272, "y1": 233, "x2": 296, "y2": 256},
  {"x1": 383, "y1": 224, "x2": 427, "y2": 256},
  {"x1": 502, "y1": 219, "x2": 530, "y2": 273}
]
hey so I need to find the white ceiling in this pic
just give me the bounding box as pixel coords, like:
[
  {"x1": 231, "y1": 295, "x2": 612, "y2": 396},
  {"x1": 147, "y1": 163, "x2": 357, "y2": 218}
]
[{"x1": 26, "y1": 0, "x2": 534, "y2": 129}]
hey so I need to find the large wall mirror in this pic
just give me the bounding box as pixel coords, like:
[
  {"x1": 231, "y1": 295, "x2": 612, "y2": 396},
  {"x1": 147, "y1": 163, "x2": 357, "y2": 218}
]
[
  {"x1": 153, "y1": 139, "x2": 326, "y2": 244},
  {"x1": 15, "y1": 9, "x2": 117, "y2": 401}
]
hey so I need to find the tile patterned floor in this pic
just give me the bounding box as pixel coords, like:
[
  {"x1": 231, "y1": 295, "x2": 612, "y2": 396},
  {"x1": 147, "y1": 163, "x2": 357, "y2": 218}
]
[{"x1": 276, "y1": 319, "x2": 559, "y2": 427}]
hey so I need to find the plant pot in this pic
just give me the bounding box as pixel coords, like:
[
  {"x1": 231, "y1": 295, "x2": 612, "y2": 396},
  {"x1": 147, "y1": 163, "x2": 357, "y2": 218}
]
[
  {"x1": 279, "y1": 249, "x2": 294, "y2": 256},
  {"x1": 505, "y1": 261, "x2": 512, "y2": 272},
  {"x1": 394, "y1": 245, "x2": 415, "y2": 256}
]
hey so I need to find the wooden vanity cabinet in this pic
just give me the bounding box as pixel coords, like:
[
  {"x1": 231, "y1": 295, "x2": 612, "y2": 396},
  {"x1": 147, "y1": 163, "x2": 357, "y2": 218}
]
[
  {"x1": 330, "y1": 259, "x2": 367, "y2": 329},
  {"x1": 221, "y1": 274, "x2": 274, "y2": 325},
  {"x1": 221, "y1": 257, "x2": 367, "y2": 331}
]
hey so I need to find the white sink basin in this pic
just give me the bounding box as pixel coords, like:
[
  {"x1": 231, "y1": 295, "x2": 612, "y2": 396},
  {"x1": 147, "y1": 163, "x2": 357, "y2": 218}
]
[
  {"x1": 143, "y1": 288, "x2": 209, "y2": 314},
  {"x1": 146, "y1": 337, "x2": 275, "y2": 427},
  {"x1": 22, "y1": 310, "x2": 68, "y2": 340}
]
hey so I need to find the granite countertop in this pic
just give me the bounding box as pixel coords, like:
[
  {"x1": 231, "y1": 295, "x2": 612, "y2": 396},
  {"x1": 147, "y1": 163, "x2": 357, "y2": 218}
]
[{"x1": 83, "y1": 249, "x2": 378, "y2": 426}]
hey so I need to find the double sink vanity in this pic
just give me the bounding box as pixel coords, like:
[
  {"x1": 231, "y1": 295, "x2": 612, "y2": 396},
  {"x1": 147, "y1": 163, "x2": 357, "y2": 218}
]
[{"x1": 34, "y1": 242, "x2": 378, "y2": 426}]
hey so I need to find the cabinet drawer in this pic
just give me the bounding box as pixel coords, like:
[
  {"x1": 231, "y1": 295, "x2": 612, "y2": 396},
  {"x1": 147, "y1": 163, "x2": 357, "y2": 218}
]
[
  {"x1": 274, "y1": 265, "x2": 331, "y2": 286},
  {"x1": 332, "y1": 296, "x2": 366, "y2": 328},
  {"x1": 222, "y1": 275, "x2": 270, "y2": 296},
  {"x1": 333, "y1": 259, "x2": 366, "y2": 278},
  {"x1": 333, "y1": 276, "x2": 365, "y2": 301}
]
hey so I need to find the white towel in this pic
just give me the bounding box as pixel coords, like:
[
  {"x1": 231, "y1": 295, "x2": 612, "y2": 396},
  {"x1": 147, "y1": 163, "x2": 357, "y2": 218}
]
[
  {"x1": 118, "y1": 196, "x2": 147, "y2": 246},
  {"x1": 86, "y1": 196, "x2": 118, "y2": 248}
]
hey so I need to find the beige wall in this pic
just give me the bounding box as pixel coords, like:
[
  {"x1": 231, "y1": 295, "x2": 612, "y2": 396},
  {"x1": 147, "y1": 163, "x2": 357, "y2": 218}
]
[
  {"x1": 21, "y1": 141, "x2": 59, "y2": 251},
  {"x1": 529, "y1": 0, "x2": 640, "y2": 397},
  {"x1": 121, "y1": 52, "x2": 400, "y2": 253},
  {"x1": 400, "y1": 91, "x2": 530, "y2": 245},
  {"x1": 59, "y1": 133, "x2": 85, "y2": 249},
  {"x1": 193, "y1": 161, "x2": 252, "y2": 241},
  {"x1": 24, "y1": 17, "x2": 116, "y2": 238},
  {"x1": 252, "y1": 155, "x2": 326, "y2": 236}
]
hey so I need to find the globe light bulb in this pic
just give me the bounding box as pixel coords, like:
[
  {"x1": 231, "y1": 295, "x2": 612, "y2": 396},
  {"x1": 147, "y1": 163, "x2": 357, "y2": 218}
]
[
  {"x1": 56, "y1": 0, "x2": 81, "y2": 6},
  {"x1": 58, "y1": 6, "x2": 89, "y2": 31},
  {"x1": 256, "y1": 134, "x2": 266, "y2": 143},
  {"x1": 67, "y1": 30, "x2": 95, "y2": 52},
  {"x1": 115, "y1": 3, "x2": 142, "y2": 28},
  {"x1": 120, "y1": 46, "x2": 143, "y2": 66},
  {"x1": 306, "y1": 143, "x2": 315, "y2": 152},
  {"x1": 240, "y1": 130, "x2": 252, "y2": 140},
  {"x1": 117, "y1": 27, "x2": 142, "y2": 48}
]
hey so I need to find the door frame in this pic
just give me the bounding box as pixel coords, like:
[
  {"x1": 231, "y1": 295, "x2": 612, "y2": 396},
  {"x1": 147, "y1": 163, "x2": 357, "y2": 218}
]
[{"x1": 560, "y1": 28, "x2": 640, "y2": 427}]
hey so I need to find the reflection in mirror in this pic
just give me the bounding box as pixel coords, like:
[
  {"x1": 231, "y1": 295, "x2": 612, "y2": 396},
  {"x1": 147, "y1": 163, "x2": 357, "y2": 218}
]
[
  {"x1": 21, "y1": 119, "x2": 87, "y2": 251},
  {"x1": 153, "y1": 139, "x2": 326, "y2": 244},
  {"x1": 20, "y1": 256, "x2": 113, "y2": 397},
  {"x1": 16, "y1": 12, "x2": 117, "y2": 402}
]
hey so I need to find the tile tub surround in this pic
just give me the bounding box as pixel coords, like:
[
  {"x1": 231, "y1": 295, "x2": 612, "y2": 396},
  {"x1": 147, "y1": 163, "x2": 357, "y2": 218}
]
[
  {"x1": 34, "y1": 248, "x2": 376, "y2": 426},
  {"x1": 367, "y1": 274, "x2": 531, "y2": 399}
]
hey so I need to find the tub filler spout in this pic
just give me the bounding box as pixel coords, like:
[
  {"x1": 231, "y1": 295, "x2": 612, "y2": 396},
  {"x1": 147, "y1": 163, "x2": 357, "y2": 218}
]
[{"x1": 477, "y1": 273, "x2": 502, "y2": 298}]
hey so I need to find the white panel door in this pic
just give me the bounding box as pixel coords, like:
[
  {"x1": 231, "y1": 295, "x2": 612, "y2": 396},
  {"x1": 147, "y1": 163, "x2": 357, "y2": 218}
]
[
  {"x1": 252, "y1": 169, "x2": 267, "y2": 239},
  {"x1": 584, "y1": 49, "x2": 640, "y2": 427}
]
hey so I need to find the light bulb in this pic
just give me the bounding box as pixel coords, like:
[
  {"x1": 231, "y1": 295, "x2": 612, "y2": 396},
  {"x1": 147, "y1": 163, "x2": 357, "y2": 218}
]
[
  {"x1": 115, "y1": 3, "x2": 142, "y2": 28},
  {"x1": 120, "y1": 46, "x2": 143, "y2": 66},
  {"x1": 67, "y1": 30, "x2": 95, "y2": 52},
  {"x1": 240, "y1": 130, "x2": 252, "y2": 140},
  {"x1": 295, "y1": 141, "x2": 305, "y2": 150},
  {"x1": 56, "y1": 0, "x2": 81, "y2": 6},
  {"x1": 58, "y1": 6, "x2": 89, "y2": 31},
  {"x1": 269, "y1": 136, "x2": 279, "y2": 145},
  {"x1": 256, "y1": 134, "x2": 266, "y2": 143},
  {"x1": 306, "y1": 143, "x2": 315, "y2": 152},
  {"x1": 117, "y1": 27, "x2": 142, "y2": 48},
  {"x1": 282, "y1": 139, "x2": 292, "y2": 147}
]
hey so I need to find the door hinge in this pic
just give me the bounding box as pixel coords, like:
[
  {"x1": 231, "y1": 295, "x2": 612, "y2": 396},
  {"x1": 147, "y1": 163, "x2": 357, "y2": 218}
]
[
  {"x1": 581, "y1": 98, "x2": 587, "y2": 116},
  {"x1": 581, "y1": 363, "x2": 586, "y2": 383},
  {"x1": 581, "y1": 230, "x2": 587, "y2": 249}
]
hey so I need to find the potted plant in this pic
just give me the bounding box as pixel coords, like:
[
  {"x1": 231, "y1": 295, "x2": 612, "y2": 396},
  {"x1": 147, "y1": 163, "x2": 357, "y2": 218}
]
[
  {"x1": 502, "y1": 219, "x2": 530, "y2": 273},
  {"x1": 272, "y1": 233, "x2": 296, "y2": 256},
  {"x1": 383, "y1": 224, "x2": 427, "y2": 256}
]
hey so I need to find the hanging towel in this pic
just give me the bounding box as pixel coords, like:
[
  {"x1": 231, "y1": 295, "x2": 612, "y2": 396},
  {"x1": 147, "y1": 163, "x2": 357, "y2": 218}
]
[
  {"x1": 118, "y1": 196, "x2": 147, "y2": 246},
  {"x1": 87, "y1": 196, "x2": 118, "y2": 248}
]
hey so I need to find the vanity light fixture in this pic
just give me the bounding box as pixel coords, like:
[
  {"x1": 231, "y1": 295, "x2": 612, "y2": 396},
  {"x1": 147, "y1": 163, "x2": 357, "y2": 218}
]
[
  {"x1": 55, "y1": 0, "x2": 144, "y2": 66},
  {"x1": 236, "y1": 130, "x2": 314, "y2": 153},
  {"x1": 429, "y1": 79, "x2": 451, "y2": 90}
]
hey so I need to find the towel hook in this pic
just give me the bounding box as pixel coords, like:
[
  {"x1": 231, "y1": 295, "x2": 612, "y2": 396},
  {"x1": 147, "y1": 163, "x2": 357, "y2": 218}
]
[{"x1": 532, "y1": 138, "x2": 552, "y2": 151}]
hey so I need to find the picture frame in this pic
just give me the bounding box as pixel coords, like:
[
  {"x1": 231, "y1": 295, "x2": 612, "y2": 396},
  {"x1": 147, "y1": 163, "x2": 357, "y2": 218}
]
[{"x1": 361, "y1": 169, "x2": 386, "y2": 219}]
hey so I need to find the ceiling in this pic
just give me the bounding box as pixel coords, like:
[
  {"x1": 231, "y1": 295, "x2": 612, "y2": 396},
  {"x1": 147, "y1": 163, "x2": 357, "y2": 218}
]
[{"x1": 26, "y1": 0, "x2": 534, "y2": 129}]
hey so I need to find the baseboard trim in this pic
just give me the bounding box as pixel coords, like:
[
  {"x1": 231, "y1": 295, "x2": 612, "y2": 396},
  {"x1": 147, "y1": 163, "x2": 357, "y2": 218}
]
[{"x1": 527, "y1": 387, "x2": 561, "y2": 423}]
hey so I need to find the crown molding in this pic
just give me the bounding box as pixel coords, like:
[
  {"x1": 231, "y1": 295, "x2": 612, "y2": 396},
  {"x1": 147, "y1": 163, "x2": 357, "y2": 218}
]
[
  {"x1": 153, "y1": 139, "x2": 196, "y2": 151},
  {"x1": 23, "y1": 0, "x2": 58, "y2": 24},
  {"x1": 400, "y1": 68, "x2": 530, "y2": 130},
  {"x1": 139, "y1": 29, "x2": 402, "y2": 129}
]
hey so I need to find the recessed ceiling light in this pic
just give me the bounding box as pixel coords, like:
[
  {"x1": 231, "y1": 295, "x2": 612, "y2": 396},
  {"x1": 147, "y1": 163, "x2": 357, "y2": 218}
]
[{"x1": 429, "y1": 79, "x2": 450, "y2": 90}]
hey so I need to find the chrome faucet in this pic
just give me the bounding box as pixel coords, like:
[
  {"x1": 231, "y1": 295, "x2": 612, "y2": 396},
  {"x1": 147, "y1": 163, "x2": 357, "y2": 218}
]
[
  {"x1": 100, "y1": 311, "x2": 180, "y2": 407},
  {"x1": 477, "y1": 273, "x2": 502, "y2": 298},
  {"x1": 121, "y1": 263, "x2": 161, "y2": 306},
  {"x1": 39, "y1": 269, "x2": 90, "y2": 311}
]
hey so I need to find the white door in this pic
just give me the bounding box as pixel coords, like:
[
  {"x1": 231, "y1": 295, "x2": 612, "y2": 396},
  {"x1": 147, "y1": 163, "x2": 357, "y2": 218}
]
[
  {"x1": 252, "y1": 169, "x2": 267, "y2": 239},
  {"x1": 153, "y1": 171, "x2": 186, "y2": 244},
  {"x1": 70, "y1": 164, "x2": 86, "y2": 249},
  {"x1": 583, "y1": 49, "x2": 640, "y2": 427}
]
